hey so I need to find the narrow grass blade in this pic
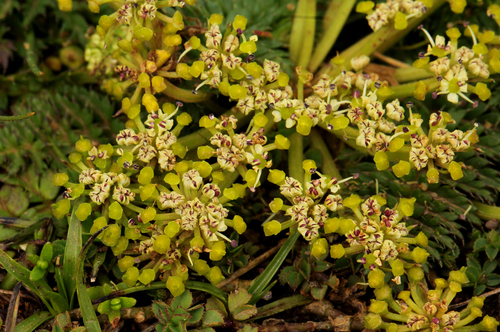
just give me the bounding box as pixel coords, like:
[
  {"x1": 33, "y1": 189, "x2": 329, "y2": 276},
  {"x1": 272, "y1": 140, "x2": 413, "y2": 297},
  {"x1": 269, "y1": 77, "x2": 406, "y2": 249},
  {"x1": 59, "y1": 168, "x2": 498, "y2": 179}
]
[
  {"x1": 77, "y1": 226, "x2": 108, "y2": 332},
  {"x1": 247, "y1": 231, "x2": 300, "y2": 304},
  {"x1": 63, "y1": 197, "x2": 84, "y2": 308},
  {"x1": 14, "y1": 311, "x2": 53, "y2": 332},
  {"x1": 251, "y1": 295, "x2": 313, "y2": 321}
]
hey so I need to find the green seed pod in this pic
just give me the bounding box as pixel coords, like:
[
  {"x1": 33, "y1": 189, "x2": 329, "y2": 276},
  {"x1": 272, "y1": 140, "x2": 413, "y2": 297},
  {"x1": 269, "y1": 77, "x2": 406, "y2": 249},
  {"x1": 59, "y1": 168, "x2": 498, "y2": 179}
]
[
  {"x1": 51, "y1": 198, "x2": 71, "y2": 219},
  {"x1": 165, "y1": 221, "x2": 180, "y2": 238},
  {"x1": 76, "y1": 203, "x2": 92, "y2": 221},
  {"x1": 118, "y1": 256, "x2": 135, "y2": 272},
  {"x1": 138, "y1": 269, "x2": 156, "y2": 284},
  {"x1": 108, "y1": 202, "x2": 123, "y2": 220},
  {"x1": 123, "y1": 266, "x2": 140, "y2": 287},
  {"x1": 193, "y1": 260, "x2": 210, "y2": 275},
  {"x1": 197, "y1": 146, "x2": 215, "y2": 160},
  {"x1": 368, "y1": 269, "x2": 386, "y2": 289},
  {"x1": 166, "y1": 275, "x2": 185, "y2": 297},
  {"x1": 153, "y1": 235, "x2": 171, "y2": 254},
  {"x1": 102, "y1": 224, "x2": 121, "y2": 247},
  {"x1": 364, "y1": 313, "x2": 383, "y2": 329},
  {"x1": 369, "y1": 300, "x2": 388, "y2": 315},
  {"x1": 111, "y1": 237, "x2": 129, "y2": 256}
]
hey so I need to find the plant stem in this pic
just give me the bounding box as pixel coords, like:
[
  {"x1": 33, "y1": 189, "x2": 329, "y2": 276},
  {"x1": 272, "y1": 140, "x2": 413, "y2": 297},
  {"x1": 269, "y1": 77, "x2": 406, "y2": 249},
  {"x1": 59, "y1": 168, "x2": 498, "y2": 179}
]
[
  {"x1": 393, "y1": 66, "x2": 433, "y2": 83},
  {"x1": 24, "y1": 31, "x2": 43, "y2": 76},
  {"x1": 388, "y1": 77, "x2": 439, "y2": 100},
  {"x1": 0, "y1": 112, "x2": 35, "y2": 122},
  {"x1": 297, "y1": 0, "x2": 316, "y2": 69},
  {"x1": 288, "y1": 132, "x2": 304, "y2": 183},
  {"x1": 289, "y1": 0, "x2": 309, "y2": 65},
  {"x1": 317, "y1": 122, "x2": 367, "y2": 153},
  {"x1": 177, "y1": 111, "x2": 250, "y2": 151},
  {"x1": 318, "y1": 0, "x2": 446, "y2": 76},
  {"x1": 309, "y1": 128, "x2": 342, "y2": 180},
  {"x1": 472, "y1": 201, "x2": 500, "y2": 220},
  {"x1": 162, "y1": 80, "x2": 212, "y2": 103},
  {"x1": 308, "y1": 0, "x2": 356, "y2": 73}
]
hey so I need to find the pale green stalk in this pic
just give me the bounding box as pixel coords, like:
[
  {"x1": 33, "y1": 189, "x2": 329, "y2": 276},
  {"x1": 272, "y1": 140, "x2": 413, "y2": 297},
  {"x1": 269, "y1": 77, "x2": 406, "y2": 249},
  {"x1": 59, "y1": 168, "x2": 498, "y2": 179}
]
[
  {"x1": 393, "y1": 66, "x2": 434, "y2": 83},
  {"x1": 317, "y1": 0, "x2": 446, "y2": 76},
  {"x1": 288, "y1": 132, "x2": 304, "y2": 183},
  {"x1": 308, "y1": 0, "x2": 356, "y2": 73},
  {"x1": 309, "y1": 128, "x2": 342, "y2": 180},
  {"x1": 472, "y1": 201, "x2": 500, "y2": 220},
  {"x1": 289, "y1": 0, "x2": 309, "y2": 65},
  {"x1": 297, "y1": 0, "x2": 316, "y2": 69},
  {"x1": 388, "y1": 77, "x2": 439, "y2": 100}
]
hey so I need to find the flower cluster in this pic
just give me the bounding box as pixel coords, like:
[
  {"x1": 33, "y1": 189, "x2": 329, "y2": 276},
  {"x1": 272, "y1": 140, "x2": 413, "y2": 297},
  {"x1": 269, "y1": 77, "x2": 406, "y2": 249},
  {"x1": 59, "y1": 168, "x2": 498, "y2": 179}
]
[
  {"x1": 84, "y1": 27, "x2": 125, "y2": 77},
  {"x1": 373, "y1": 108, "x2": 479, "y2": 183},
  {"x1": 176, "y1": 13, "x2": 295, "y2": 116},
  {"x1": 85, "y1": 0, "x2": 194, "y2": 113},
  {"x1": 197, "y1": 112, "x2": 290, "y2": 191},
  {"x1": 265, "y1": 160, "x2": 352, "y2": 242},
  {"x1": 365, "y1": 267, "x2": 499, "y2": 331},
  {"x1": 413, "y1": 25, "x2": 493, "y2": 105},
  {"x1": 51, "y1": 104, "x2": 249, "y2": 295},
  {"x1": 328, "y1": 194, "x2": 429, "y2": 274},
  {"x1": 357, "y1": 0, "x2": 430, "y2": 31}
]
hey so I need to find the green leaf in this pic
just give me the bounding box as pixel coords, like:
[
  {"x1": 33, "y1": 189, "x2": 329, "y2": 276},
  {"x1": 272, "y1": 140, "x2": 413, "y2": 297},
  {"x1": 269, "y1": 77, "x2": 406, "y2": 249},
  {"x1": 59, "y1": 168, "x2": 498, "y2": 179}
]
[
  {"x1": 107, "y1": 309, "x2": 121, "y2": 326},
  {"x1": 40, "y1": 243, "x2": 53, "y2": 262},
  {"x1": 473, "y1": 237, "x2": 488, "y2": 251},
  {"x1": 64, "y1": 197, "x2": 84, "y2": 307},
  {"x1": 205, "y1": 297, "x2": 228, "y2": 317},
  {"x1": 248, "y1": 231, "x2": 300, "y2": 304},
  {"x1": 465, "y1": 266, "x2": 480, "y2": 283},
  {"x1": 486, "y1": 273, "x2": 500, "y2": 287},
  {"x1": 1, "y1": 185, "x2": 29, "y2": 217},
  {"x1": 39, "y1": 171, "x2": 59, "y2": 200},
  {"x1": 30, "y1": 265, "x2": 46, "y2": 281},
  {"x1": 310, "y1": 284, "x2": 328, "y2": 301},
  {"x1": 188, "y1": 306, "x2": 204, "y2": 325},
  {"x1": 228, "y1": 289, "x2": 252, "y2": 314},
  {"x1": 236, "y1": 326, "x2": 258, "y2": 332},
  {"x1": 467, "y1": 257, "x2": 482, "y2": 270},
  {"x1": 313, "y1": 260, "x2": 332, "y2": 272},
  {"x1": 13, "y1": 311, "x2": 52, "y2": 332},
  {"x1": 0, "y1": 248, "x2": 68, "y2": 314},
  {"x1": 97, "y1": 301, "x2": 111, "y2": 314},
  {"x1": 0, "y1": 226, "x2": 19, "y2": 241},
  {"x1": 76, "y1": 226, "x2": 107, "y2": 332},
  {"x1": 153, "y1": 302, "x2": 170, "y2": 324},
  {"x1": 474, "y1": 284, "x2": 487, "y2": 296},
  {"x1": 172, "y1": 290, "x2": 193, "y2": 310},
  {"x1": 232, "y1": 305, "x2": 258, "y2": 321},
  {"x1": 53, "y1": 325, "x2": 65, "y2": 332},
  {"x1": 201, "y1": 310, "x2": 224, "y2": 327},
  {"x1": 185, "y1": 281, "x2": 227, "y2": 307},
  {"x1": 251, "y1": 294, "x2": 312, "y2": 321},
  {"x1": 485, "y1": 244, "x2": 499, "y2": 261},
  {"x1": 54, "y1": 312, "x2": 71, "y2": 329},
  {"x1": 483, "y1": 260, "x2": 497, "y2": 275},
  {"x1": 120, "y1": 297, "x2": 136, "y2": 309}
]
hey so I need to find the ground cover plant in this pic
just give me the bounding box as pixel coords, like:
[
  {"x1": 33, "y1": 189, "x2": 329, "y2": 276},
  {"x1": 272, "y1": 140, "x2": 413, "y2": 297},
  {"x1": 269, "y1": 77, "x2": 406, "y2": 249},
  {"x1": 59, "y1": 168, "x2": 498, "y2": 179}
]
[{"x1": 1, "y1": 0, "x2": 500, "y2": 331}]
